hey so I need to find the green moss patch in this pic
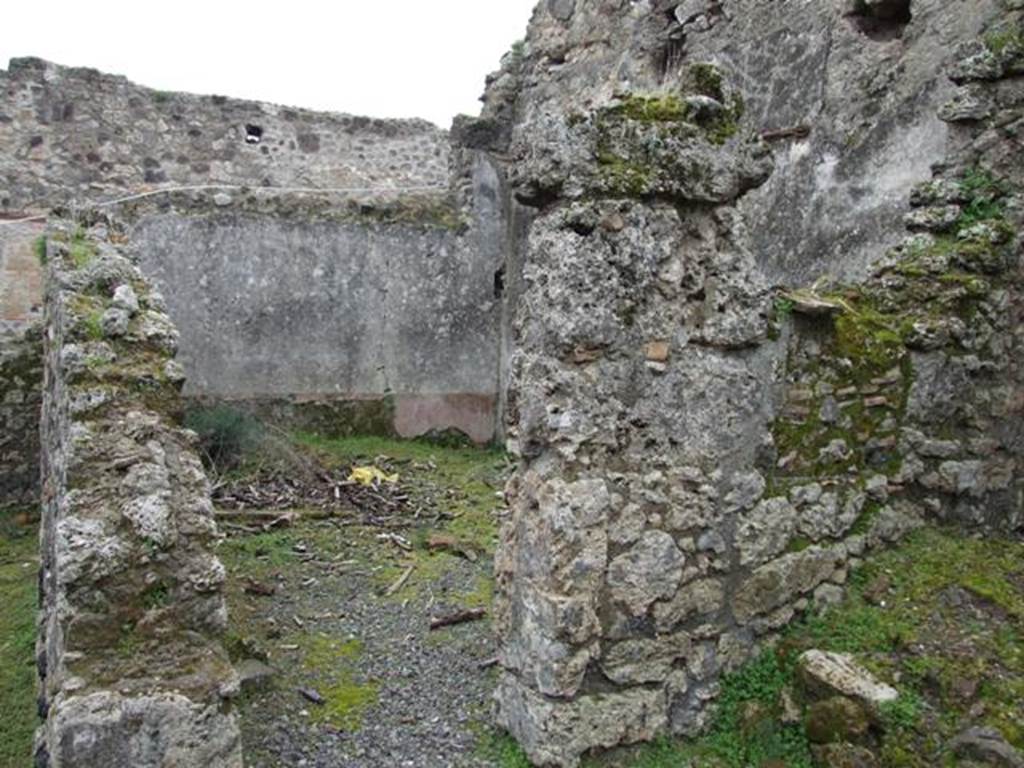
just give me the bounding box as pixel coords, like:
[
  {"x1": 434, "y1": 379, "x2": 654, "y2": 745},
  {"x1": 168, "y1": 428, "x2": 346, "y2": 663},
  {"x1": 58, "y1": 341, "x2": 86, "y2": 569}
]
[
  {"x1": 770, "y1": 168, "x2": 1017, "y2": 482},
  {"x1": 300, "y1": 634, "x2": 379, "y2": 731}
]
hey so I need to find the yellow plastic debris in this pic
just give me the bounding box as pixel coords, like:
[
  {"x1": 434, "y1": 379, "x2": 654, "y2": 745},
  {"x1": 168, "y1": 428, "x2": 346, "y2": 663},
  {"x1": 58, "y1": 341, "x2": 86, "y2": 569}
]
[{"x1": 348, "y1": 466, "x2": 398, "y2": 486}]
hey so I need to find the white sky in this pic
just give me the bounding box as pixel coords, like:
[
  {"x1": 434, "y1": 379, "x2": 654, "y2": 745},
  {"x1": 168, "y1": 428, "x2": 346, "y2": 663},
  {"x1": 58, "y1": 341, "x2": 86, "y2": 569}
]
[{"x1": 0, "y1": 0, "x2": 538, "y2": 128}]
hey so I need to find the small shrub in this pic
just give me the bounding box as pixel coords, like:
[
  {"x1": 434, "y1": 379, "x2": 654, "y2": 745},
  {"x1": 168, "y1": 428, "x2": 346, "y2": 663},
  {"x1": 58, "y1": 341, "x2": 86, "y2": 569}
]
[
  {"x1": 774, "y1": 295, "x2": 795, "y2": 320},
  {"x1": 69, "y1": 227, "x2": 97, "y2": 269},
  {"x1": 879, "y1": 692, "x2": 923, "y2": 732},
  {"x1": 956, "y1": 168, "x2": 1009, "y2": 231},
  {"x1": 184, "y1": 405, "x2": 263, "y2": 472},
  {"x1": 83, "y1": 310, "x2": 104, "y2": 341}
]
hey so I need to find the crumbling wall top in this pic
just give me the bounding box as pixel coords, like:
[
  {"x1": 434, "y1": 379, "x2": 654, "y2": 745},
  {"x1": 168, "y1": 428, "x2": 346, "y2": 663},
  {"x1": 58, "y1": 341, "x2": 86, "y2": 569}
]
[{"x1": 0, "y1": 57, "x2": 451, "y2": 213}]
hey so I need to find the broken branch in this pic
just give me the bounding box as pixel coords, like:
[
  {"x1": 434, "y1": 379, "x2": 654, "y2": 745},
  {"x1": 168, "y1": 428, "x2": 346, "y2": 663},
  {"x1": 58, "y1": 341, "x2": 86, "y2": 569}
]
[{"x1": 429, "y1": 607, "x2": 487, "y2": 631}]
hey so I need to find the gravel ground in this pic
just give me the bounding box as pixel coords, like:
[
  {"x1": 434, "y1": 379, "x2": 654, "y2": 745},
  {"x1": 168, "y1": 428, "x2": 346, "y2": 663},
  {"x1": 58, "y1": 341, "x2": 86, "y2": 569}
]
[{"x1": 221, "y1": 518, "x2": 504, "y2": 768}]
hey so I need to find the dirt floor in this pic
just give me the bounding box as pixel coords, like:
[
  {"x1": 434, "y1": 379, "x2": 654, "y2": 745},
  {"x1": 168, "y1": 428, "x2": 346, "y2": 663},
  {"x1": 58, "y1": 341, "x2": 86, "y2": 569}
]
[{"x1": 214, "y1": 433, "x2": 512, "y2": 768}]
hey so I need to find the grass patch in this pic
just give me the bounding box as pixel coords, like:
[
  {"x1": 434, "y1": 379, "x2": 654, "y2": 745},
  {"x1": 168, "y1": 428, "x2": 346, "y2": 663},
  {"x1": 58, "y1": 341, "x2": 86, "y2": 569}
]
[
  {"x1": 476, "y1": 729, "x2": 533, "y2": 768},
  {"x1": 69, "y1": 227, "x2": 97, "y2": 269},
  {"x1": 301, "y1": 634, "x2": 379, "y2": 731},
  {"x1": 218, "y1": 529, "x2": 298, "y2": 573},
  {"x1": 33, "y1": 236, "x2": 46, "y2": 266},
  {"x1": 0, "y1": 523, "x2": 39, "y2": 768}
]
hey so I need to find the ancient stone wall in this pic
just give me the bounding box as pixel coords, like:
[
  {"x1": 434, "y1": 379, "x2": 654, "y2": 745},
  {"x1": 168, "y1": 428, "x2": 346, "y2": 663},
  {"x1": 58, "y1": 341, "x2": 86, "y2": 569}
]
[
  {"x1": 0, "y1": 57, "x2": 449, "y2": 214},
  {"x1": 120, "y1": 181, "x2": 505, "y2": 444},
  {"x1": 0, "y1": 57, "x2": 508, "y2": 451},
  {"x1": 36, "y1": 212, "x2": 240, "y2": 767},
  {"x1": 485, "y1": 1, "x2": 1024, "y2": 765},
  {"x1": 0, "y1": 220, "x2": 45, "y2": 508}
]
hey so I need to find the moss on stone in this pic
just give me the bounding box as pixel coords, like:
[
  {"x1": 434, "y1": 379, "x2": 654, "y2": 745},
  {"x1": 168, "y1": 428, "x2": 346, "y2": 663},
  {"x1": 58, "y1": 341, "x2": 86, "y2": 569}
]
[
  {"x1": 766, "y1": 170, "x2": 1018, "y2": 477},
  {"x1": 590, "y1": 71, "x2": 747, "y2": 196},
  {"x1": 595, "y1": 149, "x2": 656, "y2": 198},
  {"x1": 593, "y1": 528, "x2": 1024, "y2": 768},
  {"x1": 33, "y1": 235, "x2": 47, "y2": 265},
  {"x1": 689, "y1": 62, "x2": 726, "y2": 101},
  {"x1": 833, "y1": 300, "x2": 907, "y2": 376},
  {"x1": 607, "y1": 94, "x2": 690, "y2": 123},
  {"x1": 984, "y1": 23, "x2": 1024, "y2": 56}
]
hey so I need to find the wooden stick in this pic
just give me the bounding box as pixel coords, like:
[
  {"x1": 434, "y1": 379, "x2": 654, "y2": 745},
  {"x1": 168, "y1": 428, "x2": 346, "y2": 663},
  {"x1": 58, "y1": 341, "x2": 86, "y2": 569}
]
[
  {"x1": 761, "y1": 125, "x2": 811, "y2": 141},
  {"x1": 385, "y1": 565, "x2": 415, "y2": 597},
  {"x1": 429, "y1": 607, "x2": 487, "y2": 631}
]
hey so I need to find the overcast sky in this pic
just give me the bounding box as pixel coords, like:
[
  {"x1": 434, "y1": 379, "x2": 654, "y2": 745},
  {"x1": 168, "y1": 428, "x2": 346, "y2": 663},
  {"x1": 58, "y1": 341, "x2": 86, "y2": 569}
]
[{"x1": 0, "y1": 0, "x2": 538, "y2": 128}]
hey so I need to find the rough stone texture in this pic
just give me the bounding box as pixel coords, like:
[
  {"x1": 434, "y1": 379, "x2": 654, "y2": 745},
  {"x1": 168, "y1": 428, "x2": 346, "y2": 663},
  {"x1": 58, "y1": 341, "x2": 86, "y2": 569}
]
[
  {"x1": 37, "y1": 213, "x2": 240, "y2": 767},
  {"x1": 3, "y1": 2, "x2": 1023, "y2": 764},
  {"x1": 0, "y1": 220, "x2": 44, "y2": 508},
  {"x1": 950, "y1": 726, "x2": 1024, "y2": 768},
  {"x1": 494, "y1": 674, "x2": 668, "y2": 767},
  {"x1": 797, "y1": 650, "x2": 899, "y2": 709},
  {"x1": 487, "y1": 0, "x2": 1023, "y2": 764},
  {"x1": 0, "y1": 58, "x2": 448, "y2": 214}
]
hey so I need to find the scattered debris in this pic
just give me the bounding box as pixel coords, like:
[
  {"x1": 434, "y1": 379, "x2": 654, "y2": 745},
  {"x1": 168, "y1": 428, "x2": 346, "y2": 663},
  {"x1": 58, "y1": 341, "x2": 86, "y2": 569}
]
[
  {"x1": 377, "y1": 532, "x2": 413, "y2": 551},
  {"x1": 798, "y1": 649, "x2": 899, "y2": 709},
  {"x1": 385, "y1": 565, "x2": 415, "y2": 597},
  {"x1": 298, "y1": 687, "x2": 325, "y2": 706},
  {"x1": 243, "y1": 578, "x2": 277, "y2": 597},
  {"x1": 863, "y1": 573, "x2": 892, "y2": 605},
  {"x1": 781, "y1": 290, "x2": 845, "y2": 316},
  {"x1": 214, "y1": 466, "x2": 408, "y2": 522},
  {"x1": 426, "y1": 533, "x2": 478, "y2": 562},
  {"x1": 429, "y1": 608, "x2": 487, "y2": 631},
  {"x1": 348, "y1": 466, "x2": 399, "y2": 486}
]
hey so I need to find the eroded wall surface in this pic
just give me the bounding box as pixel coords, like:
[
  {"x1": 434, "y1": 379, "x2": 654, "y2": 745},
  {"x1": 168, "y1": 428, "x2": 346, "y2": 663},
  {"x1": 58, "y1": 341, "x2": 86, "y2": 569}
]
[
  {"x1": 125, "y1": 184, "x2": 505, "y2": 443},
  {"x1": 482, "y1": 1, "x2": 1024, "y2": 764},
  {"x1": 0, "y1": 221, "x2": 44, "y2": 508},
  {"x1": 37, "y1": 213, "x2": 240, "y2": 767}
]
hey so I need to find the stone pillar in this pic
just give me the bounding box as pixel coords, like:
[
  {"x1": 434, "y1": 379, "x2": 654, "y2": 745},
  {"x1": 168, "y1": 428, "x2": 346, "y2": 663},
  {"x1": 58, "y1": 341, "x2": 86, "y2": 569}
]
[
  {"x1": 489, "y1": 2, "x2": 1021, "y2": 765},
  {"x1": 36, "y1": 212, "x2": 241, "y2": 767}
]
